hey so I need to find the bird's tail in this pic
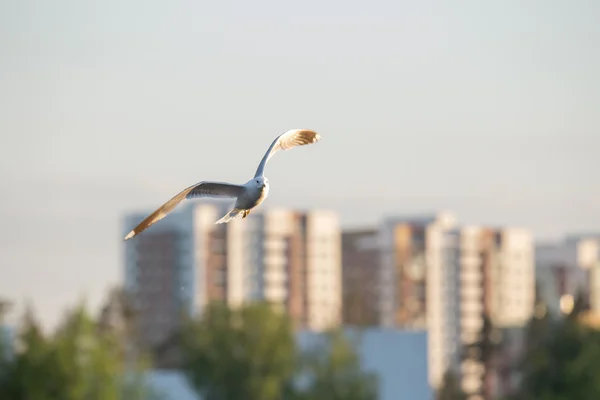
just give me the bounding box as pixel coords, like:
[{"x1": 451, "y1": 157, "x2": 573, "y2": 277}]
[{"x1": 215, "y1": 208, "x2": 245, "y2": 224}]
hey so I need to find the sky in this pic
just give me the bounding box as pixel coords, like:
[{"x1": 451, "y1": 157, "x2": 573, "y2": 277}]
[{"x1": 0, "y1": 0, "x2": 599, "y2": 330}]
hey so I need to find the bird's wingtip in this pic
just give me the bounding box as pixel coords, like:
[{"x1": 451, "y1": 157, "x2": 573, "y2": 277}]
[
  {"x1": 304, "y1": 129, "x2": 320, "y2": 142},
  {"x1": 124, "y1": 230, "x2": 135, "y2": 241}
]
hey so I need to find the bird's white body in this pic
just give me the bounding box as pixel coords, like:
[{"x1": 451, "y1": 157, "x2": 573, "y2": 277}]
[
  {"x1": 215, "y1": 176, "x2": 270, "y2": 224},
  {"x1": 124, "y1": 129, "x2": 319, "y2": 240}
]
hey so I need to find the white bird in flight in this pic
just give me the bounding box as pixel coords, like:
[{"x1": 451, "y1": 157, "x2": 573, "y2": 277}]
[{"x1": 124, "y1": 128, "x2": 321, "y2": 241}]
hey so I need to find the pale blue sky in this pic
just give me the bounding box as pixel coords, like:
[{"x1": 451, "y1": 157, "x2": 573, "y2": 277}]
[{"x1": 1, "y1": 0, "x2": 598, "y2": 329}]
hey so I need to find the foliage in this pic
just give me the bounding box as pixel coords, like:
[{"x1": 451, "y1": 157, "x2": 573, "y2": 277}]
[
  {"x1": 290, "y1": 328, "x2": 378, "y2": 400},
  {"x1": 0, "y1": 297, "x2": 13, "y2": 371},
  {"x1": 461, "y1": 313, "x2": 503, "y2": 398},
  {"x1": 0, "y1": 298, "x2": 158, "y2": 400},
  {"x1": 513, "y1": 305, "x2": 600, "y2": 400},
  {"x1": 181, "y1": 301, "x2": 296, "y2": 400},
  {"x1": 435, "y1": 369, "x2": 467, "y2": 400},
  {"x1": 181, "y1": 301, "x2": 378, "y2": 400},
  {"x1": 1, "y1": 292, "x2": 379, "y2": 400}
]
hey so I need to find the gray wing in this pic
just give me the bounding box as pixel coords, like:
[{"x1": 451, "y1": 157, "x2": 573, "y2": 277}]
[
  {"x1": 124, "y1": 181, "x2": 244, "y2": 240},
  {"x1": 253, "y1": 129, "x2": 321, "y2": 177}
]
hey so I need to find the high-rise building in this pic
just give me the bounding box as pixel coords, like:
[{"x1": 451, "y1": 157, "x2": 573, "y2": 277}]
[
  {"x1": 378, "y1": 212, "x2": 457, "y2": 329},
  {"x1": 536, "y1": 236, "x2": 600, "y2": 316},
  {"x1": 449, "y1": 226, "x2": 534, "y2": 399},
  {"x1": 123, "y1": 202, "x2": 341, "y2": 354},
  {"x1": 243, "y1": 208, "x2": 341, "y2": 331},
  {"x1": 376, "y1": 211, "x2": 458, "y2": 389},
  {"x1": 123, "y1": 201, "x2": 242, "y2": 352},
  {"x1": 341, "y1": 229, "x2": 380, "y2": 326},
  {"x1": 427, "y1": 225, "x2": 462, "y2": 393},
  {"x1": 375, "y1": 212, "x2": 534, "y2": 398}
]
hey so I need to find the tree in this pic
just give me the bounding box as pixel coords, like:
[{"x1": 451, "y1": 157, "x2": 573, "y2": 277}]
[
  {"x1": 514, "y1": 305, "x2": 600, "y2": 399},
  {"x1": 565, "y1": 288, "x2": 589, "y2": 321},
  {"x1": 0, "y1": 298, "x2": 11, "y2": 325},
  {"x1": 181, "y1": 301, "x2": 296, "y2": 400},
  {"x1": 97, "y1": 286, "x2": 140, "y2": 365},
  {"x1": 461, "y1": 313, "x2": 503, "y2": 399},
  {"x1": 0, "y1": 297, "x2": 12, "y2": 363},
  {"x1": 181, "y1": 301, "x2": 379, "y2": 400},
  {"x1": 0, "y1": 305, "x2": 65, "y2": 400},
  {"x1": 525, "y1": 285, "x2": 553, "y2": 349},
  {"x1": 436, "y1": 369, "x2": 467, "y2": 400},
  {"x1": 290, "y1": 328, "x2": 378, "y2": 400},
  {"x1": 0, "y1": 301, "x2": 160, "y2": 400}
]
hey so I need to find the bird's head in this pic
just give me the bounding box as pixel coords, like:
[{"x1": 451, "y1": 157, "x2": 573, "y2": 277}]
[{"x1": 253, "y1": 176, "x2": 269, "y2": 189}]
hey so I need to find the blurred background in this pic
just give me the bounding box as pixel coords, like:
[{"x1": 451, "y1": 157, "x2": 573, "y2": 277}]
[{"x1": 1, "y1": 1, "x2": 599, "y2": 399}]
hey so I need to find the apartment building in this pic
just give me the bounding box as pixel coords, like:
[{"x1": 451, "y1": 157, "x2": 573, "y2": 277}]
[
  {"x1": 243, "y1": 208, "x2": 341, "y2": 331},
  {"x1": 378, "y1": 211, "x2": 457, "y2": 329},
  {"x1": 536, "y1": 235, "x2": 600, "y2": 316},
  {"x1": 123, "y1": 201, "x2": 341, "y2": 355},
  {"x1": 123, "y1": 201, "x2": 235, "y2": 352},
  {"x1": 341, "y1": 229, "x2": 380, "y2": 326},
  {"x1": 372, "y1": 211, "x2": 534, "y2": 398},
  {"x1": 451, "y1": 226, "x2": 534, "y2": 399},
  {"x1": 376, "y1": 211, "x2": 458, "y2": 390}
]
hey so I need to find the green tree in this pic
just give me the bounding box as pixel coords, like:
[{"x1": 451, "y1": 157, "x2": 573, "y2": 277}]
[
  {"x1": 0, "y1": 301, "x2": 159, "y2": 400},
  {"x1": 565, "y1": 288, "x2": 589, "y2": 321},
  {"x1": 0, "y1": 297, "x2": 13, "y2": 364},
  {"x1": 515, "y1": 303, "x2": 600, "y2": 399},
  {"x1": 97, "y1": 286, "x2": 140, "y2": 365},
  {"x1": 436, "y1": 369, "x2": 467, "y2": 400},
  {"x1": 290, "y1": 328, "x2": 378, "y2": 400},
  {"x1": 0, "y1": 298, "x2": 11, "y2": 325},
  {"x1": 524, "y1": 285, "x2": 553, "y2": 350},
  {"x1": 0, "y1": 305, "x2": 65, "y2": 400},
  {"x1": 181, "y1": 301, "x2": 296, "y2": 400},
  {"x1": 461, "y1": 313, "x2": 503, "y2": 399}
]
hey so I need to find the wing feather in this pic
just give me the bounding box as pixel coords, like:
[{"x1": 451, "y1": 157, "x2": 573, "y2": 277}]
[
  {"x1": 254, "y1": 129, "x2": 321, "y2": 177},
  {"x1": 124, "y1": 182, "x2": 244, "y2": 240}
]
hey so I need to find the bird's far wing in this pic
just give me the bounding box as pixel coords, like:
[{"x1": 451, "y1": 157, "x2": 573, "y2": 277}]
[
  {"x1": 124, "y1": 181, "x2": 244, "y2": 241},
  {"x1": 186, "y1": 181, "x2": 245, "y2": 199},
  {"x1": 253, "y1": 129, "x2": 321, "y2": 177}
]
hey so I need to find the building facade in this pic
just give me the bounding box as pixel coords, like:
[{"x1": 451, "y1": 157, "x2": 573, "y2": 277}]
[
  {"x1": 341, "y1": 229, "x2": 380, "y2": 326},
  {"x1": 376, "y1": 212, "x2": 459, "y2": 390},
  {"x1": 451, "y1": 226, "x2": 535, "y2": 399},
  {"x1": 378, "y1": 211, "x2": 457, "y2": 329},
  {"x1": 124, "y1": 201, "x2": 233, "y2": 352},
  {"x1": 536, "y1": 236, "x2": 600, "y2": 316},
  {"x1": 244, "y1": 208, "x2": 341, "y2": 331},
  {"x1": 372, "y1": 211, "x2": 534, "y2": 398},
  {"x1": 123, "y1": 202, "x2": 341, "y2": 355}
]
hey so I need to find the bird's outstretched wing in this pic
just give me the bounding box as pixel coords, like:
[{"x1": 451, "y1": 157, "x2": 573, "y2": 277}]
[
  {"x1": 254, "y1": 129, "x2": 321, "y2": 177},
  {"x1": 124, "y1": 181, "x2": 244, "y2": 241}
]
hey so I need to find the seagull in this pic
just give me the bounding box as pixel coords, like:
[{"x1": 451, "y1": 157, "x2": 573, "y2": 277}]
[{"x1": 124, "y1": 129, "x2": 321, "y2": 241}]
